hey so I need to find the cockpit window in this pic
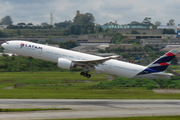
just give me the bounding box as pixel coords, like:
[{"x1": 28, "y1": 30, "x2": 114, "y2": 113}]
[{"x1": 6, "y1": 42, "x2": 9, "y2": 44}]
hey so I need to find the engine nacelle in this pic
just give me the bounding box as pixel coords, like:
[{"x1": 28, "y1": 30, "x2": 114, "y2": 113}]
[{"x1": 58, "y1": 58, "x2": 74, "y2": 69}]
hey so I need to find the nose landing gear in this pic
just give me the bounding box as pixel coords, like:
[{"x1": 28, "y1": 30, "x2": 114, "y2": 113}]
[{"x1": 80, "y1": 71, "x2": 91, "y2": 78}]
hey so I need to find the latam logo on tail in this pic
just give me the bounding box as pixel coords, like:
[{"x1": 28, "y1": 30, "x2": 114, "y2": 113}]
[
  {"x1": 138, "y1": 51, "x2": 176, "y2": 75},
  {"x1": 20, "y1": 43, "x2": 43, "y2": 50}
]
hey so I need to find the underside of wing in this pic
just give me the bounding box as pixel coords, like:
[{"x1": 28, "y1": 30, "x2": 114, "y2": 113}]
[{"x1": 73, "y1": 55, "x2": 118, "y2": 66}]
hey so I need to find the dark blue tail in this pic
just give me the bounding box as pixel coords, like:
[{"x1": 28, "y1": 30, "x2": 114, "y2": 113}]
[{"x1": 138, "y1": 50, "x2": 178, "y2": 75}]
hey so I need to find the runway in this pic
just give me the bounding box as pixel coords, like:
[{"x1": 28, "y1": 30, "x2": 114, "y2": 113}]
[{"x1": 1, "y1": 99, "x2": 180, "y2": 119}]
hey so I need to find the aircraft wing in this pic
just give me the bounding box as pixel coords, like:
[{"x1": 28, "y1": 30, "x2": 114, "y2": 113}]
[{"x1": 73, "y1": 55, "x2": 118, "y2": 66}]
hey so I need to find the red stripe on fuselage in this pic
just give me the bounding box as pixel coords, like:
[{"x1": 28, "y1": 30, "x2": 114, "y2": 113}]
[
  {"x1": 158, "y1": 62, "x2": 169, "y2": 66},
  {"x1": 166, "y1": 52, "x2": 175, "y2": 56}
]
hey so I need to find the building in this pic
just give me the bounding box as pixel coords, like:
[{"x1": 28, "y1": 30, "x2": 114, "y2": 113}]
[
  {"x1": 109, "y1": 44, "x2": 143, "y2": 50},
  {"x1": 99, "y1": 25, "x2": 178, "y2": 40},
  {"x1": 0, "y1": 25, "x2": 8, "y2": 29},
  {"x1": 99, "y1": 25, "x2": 148, "y2": 29},
  {"x1": 66, "y1": 35, "x2": 111, "y2": 43},
  {"x1": 157, "y1": 25, "x2": 177, "y2": 30},
  {"x1": 141, "y1": 39, "x2": 180, "y2": 49},
  {"x1": 111, "y1": 29, "x2": 167, "y2": 39},
  {"x1": 157, "y1": 25, "x2": 177, "y2": 32}
]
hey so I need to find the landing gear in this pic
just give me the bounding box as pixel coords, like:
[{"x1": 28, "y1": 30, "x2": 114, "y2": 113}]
[
  {"x1": 11, "y1": 54, "x2": 15, "y2": 60},
  {"x1": 80, "y1": 71, "x2": 91, "y2": 78}
]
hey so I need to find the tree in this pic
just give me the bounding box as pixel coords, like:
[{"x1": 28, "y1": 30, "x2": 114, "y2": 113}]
[
  {"x1": 98, "y1": 26, "x2": 103, "y2": 33},
  {"x1": 141, "y1": 17, "x2": 153, "y2": 25},
  {"x1": 59, "y1": 41, "x2": 79, "y2": 49},
  {"x1": 171, "y1": 56, "x2": 178, "y2": 65},
  {"x1": 54, "y1": 20, "x2": 72, "y2": 29},
  {"x1": 0, "y1": 31, "x2": 7, "y2": 38},
  {"x1": 72, "y1": 12, "x2": 95, "y2": 35},
  {"x1": 27, "y1": 23, "x2": 33, "y2": 26},
  {"x1": 104, "y1": 21, "x2": 118, "y2": 25},
  {"x1": 17, "y1": 22, "x2": 26, "y2": 26},
  {"x1": 63, "y1": 29, "x2": 70, "y2": 36},
  {"x1": 73, "y1": 13, "x2": 95, "y2": 27},
  {"x1": 131, "y1": 30, "x2": 140, "y2": 34},
  {"x1": 167, "y1": 19, "x2": 175, "y2": 26},
  {"x1": 70, "y1": 25, "x2": 75, "y2": 34},
  {"x1": 75, "y1": 25, "x2": 81, "y2": 35},
  {"x1": 90, "y1": 26, "x2": 95, "y2": 34},
  {"x1": 0, "y1": 16, "x2": 13, "y2": 25},
  {"x1": 17, "y1": 29, "x2": 21, "y2": 35},
  {"x1": 110, "y1": 32, "x2": 124, "y2": 44},
  {"x1": 163, "y1": 29, "x2": 175, "y2": 34},
  {"x1": 155, "y1": 21, "x2": 161, "y2": 26},
  {"x1": 130, "y1": 21, "x2": 141, "y2": 25}
]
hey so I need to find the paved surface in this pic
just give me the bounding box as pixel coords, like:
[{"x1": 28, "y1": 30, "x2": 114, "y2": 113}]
[
  {"x1": 1, "y1": 99, "x2": 180, "y2": 119},
  {"x1": 153, "y1": 89, "x2": 180, "y2": 93}
]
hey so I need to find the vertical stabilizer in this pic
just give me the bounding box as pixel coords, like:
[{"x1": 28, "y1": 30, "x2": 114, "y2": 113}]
[{"x1": 138, "y1": 49, "x2": 178, "y2": 75}]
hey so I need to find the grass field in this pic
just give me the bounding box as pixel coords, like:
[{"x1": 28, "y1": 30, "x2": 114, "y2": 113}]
[{"x1": 1, "y1": 71, "x2": 180, "y2": 99}]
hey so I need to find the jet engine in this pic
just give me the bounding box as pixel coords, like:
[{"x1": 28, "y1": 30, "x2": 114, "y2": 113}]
[{"x1": 58, "y1": 58, "x2": 75, "y2": 69}]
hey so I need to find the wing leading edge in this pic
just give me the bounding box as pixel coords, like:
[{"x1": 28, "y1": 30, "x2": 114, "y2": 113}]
[{"x1": 73, "y1": 55, "x2": 119, "y2": 66}]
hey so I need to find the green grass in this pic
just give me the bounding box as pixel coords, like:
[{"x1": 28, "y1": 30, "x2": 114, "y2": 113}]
[
  {"x1": 0, "y1": 72, "x2": 107, "y2": 89},
  {"x1": 168, "y1": 65, "x2": 180, "y2": 70},
  {"x1": 1, "y1": 87, "x2": 180, "y2": 99},
  {"x1": 51, "y1": 116, "x2": 180, "y2": 120},
  {"x1": 0, "y1": 108, "x2": 71, "y2": 112},
  {"x1": 1, "y1": 72, "x2": 180, "y2": 99},
  {"x1": 3, "y1": 29, "x2": 65, "y2": 38}
]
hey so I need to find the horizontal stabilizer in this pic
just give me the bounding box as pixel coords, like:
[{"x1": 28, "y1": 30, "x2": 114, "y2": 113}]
[{"x1": 152, "y1": 72, "x2": 174, "y2": 76}]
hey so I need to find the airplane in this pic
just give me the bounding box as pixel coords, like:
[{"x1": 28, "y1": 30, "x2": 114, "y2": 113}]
[{"x1": 1, "y1": 40, "x2": 178, "y2": 79}]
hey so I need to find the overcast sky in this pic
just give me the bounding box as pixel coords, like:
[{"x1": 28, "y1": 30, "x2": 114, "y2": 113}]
[{"x1": 0, "y1": 0, "x2": 179, "y2": 25}]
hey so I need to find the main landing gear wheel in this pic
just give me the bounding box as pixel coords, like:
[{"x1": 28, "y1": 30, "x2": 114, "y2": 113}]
[
  {"x1": 86, "y1": 74, "x2": 91, "y2": 78},
  {"x1": 80, "y1": 72, "x2": 84, "y2": 76},
  {"x1": 11, "y1": 54, "x2": 15, "y2": 60},
  {"x1": 80, "y1": 72, "x2": 91, "y2": 78}
]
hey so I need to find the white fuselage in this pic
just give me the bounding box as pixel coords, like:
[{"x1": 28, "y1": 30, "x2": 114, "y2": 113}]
[{"x1": 2, "y1": 41, "x2": 171, "y2": 79}]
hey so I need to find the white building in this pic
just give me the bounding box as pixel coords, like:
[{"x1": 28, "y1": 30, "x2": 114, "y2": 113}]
[
  {"x1": 0, "y1": 25, "x2": 8, "y2": 29},
  {"x1": 157, "y1": 25, "x2": 177, "y2": 32}
]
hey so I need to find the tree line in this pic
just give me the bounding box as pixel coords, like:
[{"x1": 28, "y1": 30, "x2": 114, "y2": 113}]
[
  {"x1": 0, "y1": 13, "x2": 97, "y2": 36},
  {"x1": 92, "y1": 75, "x2": 180, "y2": 90},
  {"x1": 0, "y1": 55, "x2": 82, "y2": 72}
]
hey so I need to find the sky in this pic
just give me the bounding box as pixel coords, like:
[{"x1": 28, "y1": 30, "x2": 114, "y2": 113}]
[{"x1": 0, "y1": 0, "x2": 179, "y2": 25}]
